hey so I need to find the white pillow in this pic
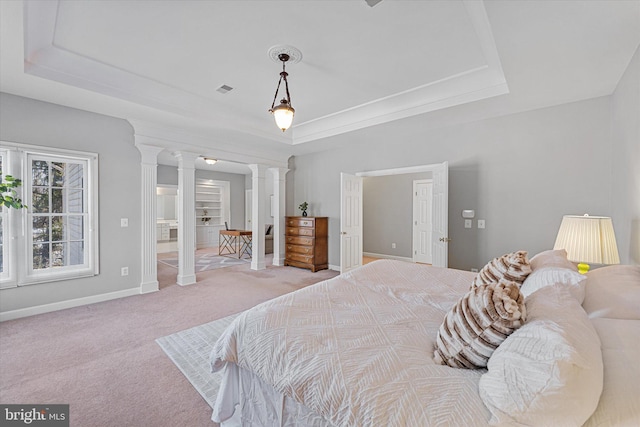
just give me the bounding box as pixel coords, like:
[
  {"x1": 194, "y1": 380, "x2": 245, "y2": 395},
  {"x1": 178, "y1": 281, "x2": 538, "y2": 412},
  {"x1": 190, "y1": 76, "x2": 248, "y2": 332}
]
[
  {"x1": 529, "y1": 249, "x2": 577, "y2": 271},
  {"x1": 479, "y1": 284, "x2": 603, "y2": 426},
  {"x1": 583, "y1": 265, "x2": 640, "y2": 320},
  {"x1": 520, "y1": 267, "x2": 586, "y2": 303}
]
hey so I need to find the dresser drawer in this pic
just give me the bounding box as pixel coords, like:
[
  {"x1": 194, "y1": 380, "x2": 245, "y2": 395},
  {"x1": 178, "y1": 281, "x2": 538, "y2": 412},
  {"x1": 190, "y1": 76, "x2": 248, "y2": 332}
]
[
  {"x1": 286, "y1": 218, "x2": 315, "y2": 228},
  {"x1": 287, "y1": 252, "x2": 314, "y2": 264},
  {"x1": 286, "y1": 244, "x2": 314, "y2": 255},
  {"x1": 286, "y1": 227, "x2": 314, "y2": 237},
  {"x1": 286, "y1": 235, "x2": 314, "y2": 246}
]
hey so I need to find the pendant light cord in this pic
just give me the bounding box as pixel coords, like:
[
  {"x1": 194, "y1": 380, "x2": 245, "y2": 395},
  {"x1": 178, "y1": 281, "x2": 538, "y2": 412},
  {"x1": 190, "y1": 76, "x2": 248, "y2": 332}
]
[{"x1": 270, "y1": 58, "x2": 292, "y2": 110}]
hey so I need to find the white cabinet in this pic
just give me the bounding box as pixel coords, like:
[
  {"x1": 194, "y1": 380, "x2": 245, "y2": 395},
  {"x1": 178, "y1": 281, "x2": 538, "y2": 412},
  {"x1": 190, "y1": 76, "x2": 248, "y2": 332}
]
[
  {"x1": 195, "y1": 179, "x2": 230, "y2": 248},
  {"x1": 157, "y1": 223, "x2": 170, "y2": 241},
  {"x1": 196, "y1": 225, "x2": 222, "y2": 248}
]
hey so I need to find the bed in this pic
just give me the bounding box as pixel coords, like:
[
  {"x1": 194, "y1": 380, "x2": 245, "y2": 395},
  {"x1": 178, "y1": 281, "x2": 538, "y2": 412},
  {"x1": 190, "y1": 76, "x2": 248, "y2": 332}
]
[{"x1": 210, "y1": 253, "x2": 640, "y2": 426}]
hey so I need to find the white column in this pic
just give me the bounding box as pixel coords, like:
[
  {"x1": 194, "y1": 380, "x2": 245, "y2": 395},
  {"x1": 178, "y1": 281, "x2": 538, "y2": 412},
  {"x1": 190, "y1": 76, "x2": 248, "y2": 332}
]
[
  {"x1": 248, "y1": 164, "x2": 268, "y2": 271},
  {"x1": 135, "y1": 143, "x2": 164, "y2": 294},
  {"x1": 269, "y1": 167, "x2": 289, "y2": 266},
  {"x1": 174, "y1": 151, "x2": 199, "y2": 286}
]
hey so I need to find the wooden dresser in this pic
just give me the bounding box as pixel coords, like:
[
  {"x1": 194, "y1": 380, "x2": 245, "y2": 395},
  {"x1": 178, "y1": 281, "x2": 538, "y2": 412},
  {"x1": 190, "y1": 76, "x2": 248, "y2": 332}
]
[{"x1": 284, "y1": 216, "x2": 328, "y2": 272}]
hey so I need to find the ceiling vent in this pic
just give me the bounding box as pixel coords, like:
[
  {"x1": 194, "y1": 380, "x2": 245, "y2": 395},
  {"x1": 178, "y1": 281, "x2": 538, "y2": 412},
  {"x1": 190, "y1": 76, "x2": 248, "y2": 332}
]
[{"x1": 216, "y1": 84, "x2": 233, "y2": 94}]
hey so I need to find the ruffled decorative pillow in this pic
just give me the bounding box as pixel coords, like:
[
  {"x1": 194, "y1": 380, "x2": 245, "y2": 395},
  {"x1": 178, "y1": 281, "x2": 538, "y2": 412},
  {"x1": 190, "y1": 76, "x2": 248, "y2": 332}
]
[
  {"x1": 434, "y1": 279, "x2": 526, "y2": 369},
  {"x1": 472, "y1": 250, "x2": 531, "y2": 289}
]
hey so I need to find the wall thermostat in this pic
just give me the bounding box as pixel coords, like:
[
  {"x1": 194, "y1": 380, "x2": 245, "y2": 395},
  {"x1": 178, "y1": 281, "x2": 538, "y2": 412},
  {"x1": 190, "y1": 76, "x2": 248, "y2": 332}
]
[{"x1": 462, "y1": 210, "x2": 475, "y2": 219}]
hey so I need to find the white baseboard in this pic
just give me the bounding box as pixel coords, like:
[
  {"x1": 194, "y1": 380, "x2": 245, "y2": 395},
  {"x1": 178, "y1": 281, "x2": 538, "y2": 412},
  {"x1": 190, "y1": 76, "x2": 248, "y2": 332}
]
[
  {"x1": 363, "y1": 252, "x2": 413, "y2": 263},
  {"x1": 329, "y1": 264, "x2": 340, "y2": 272},
  {"x1": 0, "y1": 287, "x2": 140, "y2": 322}
]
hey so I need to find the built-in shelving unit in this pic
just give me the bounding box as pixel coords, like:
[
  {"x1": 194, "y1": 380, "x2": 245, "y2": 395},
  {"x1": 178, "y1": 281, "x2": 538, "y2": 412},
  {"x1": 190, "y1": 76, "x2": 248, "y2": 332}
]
[{"x1": 195, "y1": 179, "x2": 230, "y2": 248}]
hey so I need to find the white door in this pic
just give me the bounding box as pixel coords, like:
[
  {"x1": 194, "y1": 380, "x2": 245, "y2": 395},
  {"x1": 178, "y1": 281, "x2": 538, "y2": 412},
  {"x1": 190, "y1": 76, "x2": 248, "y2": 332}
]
[
  {"x1": 340, "y1": 173, "x2": 363, "y2": 274},
  {"x1": 432, "y1": 161, "x2": 449, "y2": 267},
  {"x1": 245, "y1": 190, "x2": 252, "y2": 230},
  {"x1": 413, "y1": 180, "x2": 433, "y2": 264}
]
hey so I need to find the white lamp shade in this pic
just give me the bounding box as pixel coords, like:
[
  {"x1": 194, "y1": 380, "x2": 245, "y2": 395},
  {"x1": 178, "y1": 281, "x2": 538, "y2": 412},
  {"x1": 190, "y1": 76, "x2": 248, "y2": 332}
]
[
  {"x1": 272, "y1": 103, "x2": 295, "y2": 131},
  {"x1": 553, "y1": 215, "x2": 620, "y2": 265}
]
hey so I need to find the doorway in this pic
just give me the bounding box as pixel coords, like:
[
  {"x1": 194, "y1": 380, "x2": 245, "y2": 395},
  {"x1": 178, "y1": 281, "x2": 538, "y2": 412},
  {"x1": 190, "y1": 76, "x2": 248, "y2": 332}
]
[{"x1": 340, "y1": 162, "x2": 449, "y2": 272}]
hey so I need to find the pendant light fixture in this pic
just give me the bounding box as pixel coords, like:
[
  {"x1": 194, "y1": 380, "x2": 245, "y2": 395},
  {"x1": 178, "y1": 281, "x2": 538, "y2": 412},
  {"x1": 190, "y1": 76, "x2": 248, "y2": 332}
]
[
  {"x1": 269, "y1": 53, "x2": 295, "y2": 132},
  {"x1": 267, "y1": 45, "x2": 302, "y2": 132}
]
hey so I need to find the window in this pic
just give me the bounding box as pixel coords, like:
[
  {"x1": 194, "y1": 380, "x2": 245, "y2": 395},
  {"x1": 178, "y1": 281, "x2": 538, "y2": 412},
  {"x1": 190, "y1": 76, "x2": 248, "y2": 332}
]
[{"x1": 0, "y1": 142, "x2": 98, "y2": 288}]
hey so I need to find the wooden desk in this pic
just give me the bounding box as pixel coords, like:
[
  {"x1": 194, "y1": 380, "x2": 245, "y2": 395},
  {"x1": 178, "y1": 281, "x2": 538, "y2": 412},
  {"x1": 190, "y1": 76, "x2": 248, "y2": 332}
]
[{"x1": 219, "y1": 230, "x2": 252, "y2": 259}]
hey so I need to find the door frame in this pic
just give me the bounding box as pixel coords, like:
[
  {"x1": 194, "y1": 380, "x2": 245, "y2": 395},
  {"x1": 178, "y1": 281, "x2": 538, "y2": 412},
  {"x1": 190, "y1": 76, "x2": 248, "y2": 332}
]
[{"x1": 352, "y1": 161, "x2": 449, "y2": 268}]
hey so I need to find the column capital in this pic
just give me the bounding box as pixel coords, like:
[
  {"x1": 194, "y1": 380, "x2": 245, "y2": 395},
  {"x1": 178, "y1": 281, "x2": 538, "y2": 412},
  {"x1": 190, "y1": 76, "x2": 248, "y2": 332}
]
[
  {"x1": 248, "y1": 164, "x2": 270, "y2": 177},
  {"x1": 268, "y1": 167, "x2": 290, "y2": 180},
  {"x1": 135, "y1": 143, "x2": 164, "y2": 165},
  {"x1": 173, "y1": 151, "x2": 201, "y2": 167}
]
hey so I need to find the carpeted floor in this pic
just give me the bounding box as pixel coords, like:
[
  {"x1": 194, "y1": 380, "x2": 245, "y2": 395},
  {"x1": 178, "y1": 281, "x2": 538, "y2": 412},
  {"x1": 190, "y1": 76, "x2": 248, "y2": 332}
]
[
  {"x1": 0, "y1": 249, "x2": 338, "y2": 427},
  {"x1": 159, "y1": 253, "x2": 250, "y2": 272},
  {"x1": 156, "y1": 314, "x2": 239, "y2": 408}
]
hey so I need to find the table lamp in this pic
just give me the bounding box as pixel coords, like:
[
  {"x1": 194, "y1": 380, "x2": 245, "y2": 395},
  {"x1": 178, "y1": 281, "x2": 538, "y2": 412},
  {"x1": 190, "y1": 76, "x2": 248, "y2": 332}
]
[{"x1": 553, "y1": 214, "x2": 620, "y2": 274}]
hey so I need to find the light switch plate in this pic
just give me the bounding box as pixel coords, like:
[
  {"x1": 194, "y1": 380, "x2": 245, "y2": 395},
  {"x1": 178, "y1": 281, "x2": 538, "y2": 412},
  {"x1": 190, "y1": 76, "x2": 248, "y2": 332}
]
[
  {"x1": 478, "y1": 219, "x2": 485, "y2": 229},
  {"x1": 464, "y1": 219, "x2": 472, "y2": 228},
  {"x1": 121, "y1": 218, "x2": 128, "y2": 227}
]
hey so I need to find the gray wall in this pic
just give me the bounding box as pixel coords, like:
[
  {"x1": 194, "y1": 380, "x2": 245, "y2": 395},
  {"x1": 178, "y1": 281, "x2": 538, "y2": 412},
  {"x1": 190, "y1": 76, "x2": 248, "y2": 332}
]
[
  {"x1": 0, "y1": 93, "x2": 141, "y2": 312},
  {"x1": 363, "y1": 172, "x2": 431, "y2": 258},
  {"x1": 290, "y1": 96, "x2": 619, "y2": 270},
  {"x1": 157, "y1": 164, "x2": 246, "y2": 230},
  {"x1": 611, "y1": 45, "x2": 639, "y2": 265}
]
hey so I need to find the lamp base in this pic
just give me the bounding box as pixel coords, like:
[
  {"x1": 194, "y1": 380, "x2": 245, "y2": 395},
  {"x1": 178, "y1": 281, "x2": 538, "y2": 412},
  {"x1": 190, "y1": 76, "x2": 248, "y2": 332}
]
[{"x1": 577, "y1": 263, "x2": 590, "y2": 274}]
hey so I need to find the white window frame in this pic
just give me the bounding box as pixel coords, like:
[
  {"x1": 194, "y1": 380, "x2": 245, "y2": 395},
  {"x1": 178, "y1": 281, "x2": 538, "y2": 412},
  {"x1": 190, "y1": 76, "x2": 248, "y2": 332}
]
[
  {"x1": 0, "y1": 149, "x2": 15, "y2": 287},
  {"x1": 0, "y1": 141, "x2": 99, "y2": 288}
]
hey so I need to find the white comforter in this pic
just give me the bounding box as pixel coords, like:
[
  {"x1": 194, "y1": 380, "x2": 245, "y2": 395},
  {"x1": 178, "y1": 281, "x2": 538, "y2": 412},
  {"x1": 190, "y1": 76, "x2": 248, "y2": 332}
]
[{"x1": 210, "y1": 260, "x2": 492, "y2": 426}]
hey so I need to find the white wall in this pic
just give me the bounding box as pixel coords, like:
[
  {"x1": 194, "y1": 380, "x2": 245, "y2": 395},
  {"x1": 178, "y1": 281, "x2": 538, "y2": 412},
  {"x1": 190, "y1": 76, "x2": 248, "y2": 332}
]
[
  {"x1": 611, "y1": 45, "x2": 640, "y2": 265},
  {"x1": 290, "y1": 96, "x2": 617, "y2": 270},
  {"x1": 0, "y1": 93, "x2": 141, "y2": 313}
]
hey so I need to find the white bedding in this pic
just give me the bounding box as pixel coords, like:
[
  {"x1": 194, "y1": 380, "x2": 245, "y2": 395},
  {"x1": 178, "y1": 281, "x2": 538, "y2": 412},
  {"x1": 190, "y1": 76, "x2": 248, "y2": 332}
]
[{"x1": 210, "y1": 259, "x2": 492, "y2": 426}]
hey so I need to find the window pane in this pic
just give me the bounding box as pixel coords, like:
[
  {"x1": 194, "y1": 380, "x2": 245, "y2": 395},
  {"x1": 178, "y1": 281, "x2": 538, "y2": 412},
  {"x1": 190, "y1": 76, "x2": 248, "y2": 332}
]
[
  {"x1": 33, "y1": 243, "x2": 49, "y2": 270},
  {"x1": 52, "y1": 162, "x2": 65, "y2": 187},
  {"x1": 68, "y1": 216, "x2": 83, "y2": 240},
  {"x1": 68, "y1": 190, "x2": 84, "y2": 213},
  {"x1": 52, "y1": 242, "x2": 66, "y2": 267},
  {"x1": 32, "y1": 160, "x2": 49, "y2": 186},
  {"x1": 51, "y1": 216, "x2": 64, "y2": 242},
  {"x1": 32, "y1": 216, "x2": 49, "y2": 242},
  {"x1": 52, "y1": 188, "x2": 64, "y2": 213},
  {"x1": 32, "y1": 188, "x2": 49, "y2": 213},
  {"x1": 69, "y1": 241, "x2": 84, "y2": 265},
  {"x1": 67, "y1": 163, "x2": 84, "y2": 188}
]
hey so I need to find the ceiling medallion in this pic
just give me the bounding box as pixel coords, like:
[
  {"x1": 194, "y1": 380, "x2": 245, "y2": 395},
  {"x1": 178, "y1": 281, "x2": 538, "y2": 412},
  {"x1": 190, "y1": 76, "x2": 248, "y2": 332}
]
[{"x1": 268, "y1": 45, "x2": 303, "y2": 64}]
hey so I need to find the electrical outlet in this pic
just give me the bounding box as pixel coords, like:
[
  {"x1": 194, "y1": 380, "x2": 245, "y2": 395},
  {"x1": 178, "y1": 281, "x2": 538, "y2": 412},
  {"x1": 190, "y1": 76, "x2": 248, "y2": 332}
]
[
  {"x1": 471, "y1": 268, "x2": 479, "y2": 273},
  {"x1": 391, "y1": 243, "x2": 396, "y2": 249},
  {"x1": 121, "y1": 267, "x2": 129, "y2": 276},
  {"x1": 121, "y1": 218, "x2": 129, "y2": 227}
]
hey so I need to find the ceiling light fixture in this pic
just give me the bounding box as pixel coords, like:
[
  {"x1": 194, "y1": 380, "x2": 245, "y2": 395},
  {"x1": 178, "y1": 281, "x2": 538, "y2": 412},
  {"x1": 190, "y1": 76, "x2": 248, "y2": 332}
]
[
  {"x1": 269, "y1": 53, "x2": 295, "y2": 132},
  {"x1": 203, "y1": 157, "x2": 217, "y2": 165}
]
